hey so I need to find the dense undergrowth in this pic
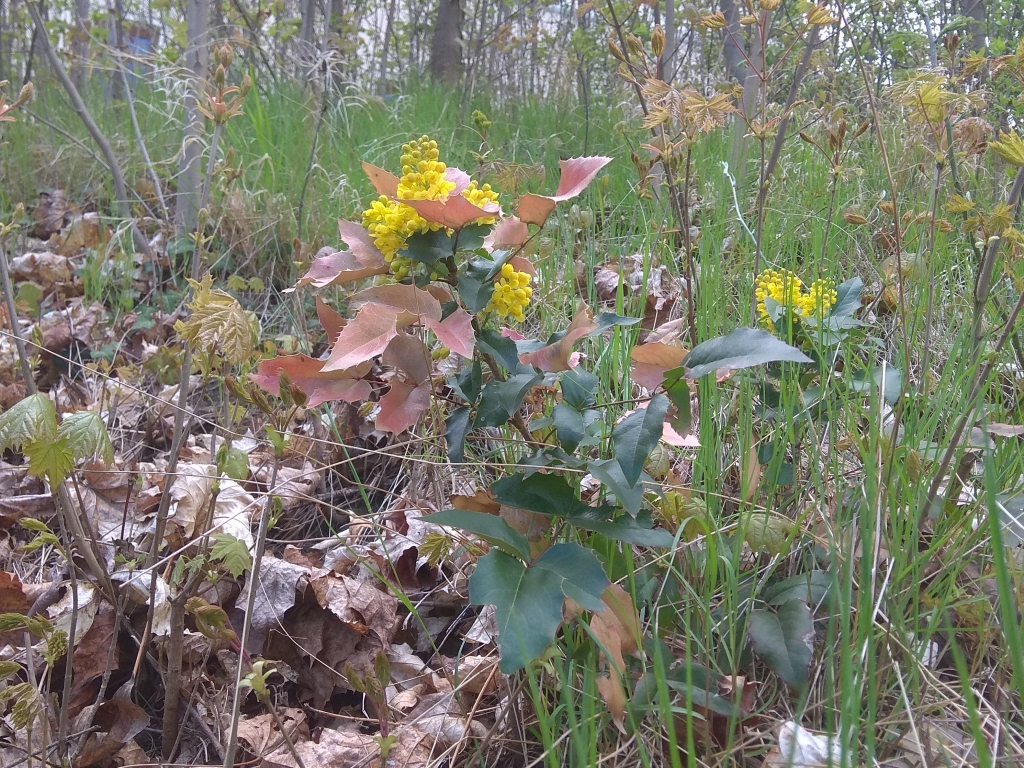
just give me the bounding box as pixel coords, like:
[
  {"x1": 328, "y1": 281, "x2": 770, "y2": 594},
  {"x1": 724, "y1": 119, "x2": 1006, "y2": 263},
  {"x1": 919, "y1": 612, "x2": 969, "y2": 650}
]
[{"x1": 1, "y1": 27, "x2": 1024, "y2": 768}]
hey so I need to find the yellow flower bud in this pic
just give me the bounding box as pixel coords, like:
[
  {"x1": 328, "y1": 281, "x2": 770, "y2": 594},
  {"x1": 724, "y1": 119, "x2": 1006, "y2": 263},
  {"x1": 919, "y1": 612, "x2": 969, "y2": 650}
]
[{"x1": 651, "y1": 25, "x2": 665, "y2": 57}]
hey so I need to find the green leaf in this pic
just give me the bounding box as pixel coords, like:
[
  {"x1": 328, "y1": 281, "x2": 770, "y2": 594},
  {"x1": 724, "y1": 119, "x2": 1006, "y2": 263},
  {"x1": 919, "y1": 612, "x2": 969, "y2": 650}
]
[
  {"x1": 662, "y1": 370, "x2": 692, "y2": 436},
  {"x1": 492, "y1": 472, "x2": 611, "y2": 518},
  {"x1": 612, "y1": 394, "x2": 668, "y2": 487},
  {"x1": 560, "y1": 368, "x2": 598, "y2": 410},
  {"x1": 747, "y1": 599, "x2": 815, "y2": 688},
  {"x1": 445, "y1": 406, "x2": 472, "y2": 463},
  {"x1": 762, "y1": 571, "x2": 833, "y2": 608},
  {"x1": 424, "y1": 509, "x2": 531, "y2": 560},
  {"x1": 0, "y1": 394, "x2": 58, "y2": 454},
  {"x1": 217, "y1": 444, "x2": 250, "y2": 481},
  {"x1": 57, "y1": 411, "x2": 114, "y2": 465},
  {"x1": 828, "y1": 277, "x2": 863, "y2": 320},
  {"x1": 851, "y1": 365, "x2": 903, "y2": 405},
  {"x1": 24, "y1": 434, "x2": 74, "y2": 486},
  {"x1": 0, "y1": 661, "x2": 23, "y2": 680},
  {"x1": 469, "y1": 543, "x2": 609, "y2": 673},
  {"x1": 741, "y1": 512, "x2": 795, "y2": 556},
  {"x1": 474, "y1": 373, "x2": 543, "y2": 428},
  {"x1": 454, "y1": 223, "x2": 492, "y2": 251},
  {"x1": 553, "y1": 404, "x2": 585, "y2": 453},
  {"x1": 477, "y1": 329, "x2": 524, "y2": 373},
  {"x1": 400, "y1": 229, "x2": 454, "y2": 264},
  {"x1": 451, "y1": 359, "x2": 483, "y2": 403},
  {"x1": 588, "y1": 458, "x2": 645, "y2": 516},
  {"x1": 19, "y1": 518, "x2": 53, "y2": 534},
  {"x1": 683, "y1": 328, "x2": 813, "y2": 379},
  {"x1": 458, "y1": 251, "x2": 512, "y2": 313},
  {"x1": 591, "y1": 312, "x2": 641, "y2": 333},
  {"x1": 566, "y1": 511, "x2": 676, "y2": 547},
  {"x1": 210, "y1": 533, "x2": 252, "y2": 578}
]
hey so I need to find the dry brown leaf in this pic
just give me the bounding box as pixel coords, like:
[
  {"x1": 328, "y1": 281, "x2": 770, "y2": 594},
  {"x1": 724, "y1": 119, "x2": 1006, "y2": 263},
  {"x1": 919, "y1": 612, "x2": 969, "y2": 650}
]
[
  {"x1": 236, "y1": 708, "x2": 309, "y2": 760},
  {"x1": 309, "y1": 572, "x2": 399, "y2": 642},
  {"x1": 600, "y1": 583, "x2": 642, "y2": 657},
  {"x1": 9, "y1": 251, "x2": 73, "y2": 289}
]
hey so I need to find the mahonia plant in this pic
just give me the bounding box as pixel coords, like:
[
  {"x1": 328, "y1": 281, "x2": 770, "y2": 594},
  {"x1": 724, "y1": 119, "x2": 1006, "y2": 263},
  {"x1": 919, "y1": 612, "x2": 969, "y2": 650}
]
[{"x1": 249, "y1": 138, "x2": 685, "y2": 676}]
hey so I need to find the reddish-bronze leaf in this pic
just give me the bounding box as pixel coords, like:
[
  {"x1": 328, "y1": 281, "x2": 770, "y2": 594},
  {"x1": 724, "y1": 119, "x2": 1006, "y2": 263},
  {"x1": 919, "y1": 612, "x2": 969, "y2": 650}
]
[
  {"x1": 518, "y1": 303, "x2": 599, "y2": 372},
  {"x1": 375, "y1": 380, "x2": 432, "y2": 434},
  {"x1": 630, "y1": 342, "x2": 688, "y2": 391},
  {"x1": 383, "y1": 332, "x2": 432, "y2": 383},
  {"x1": 349, "y1": 283, "x2": 443, "y2": 324},
  {"x1": 361, "y1": 161, "x2": 400, "y2": 196},
  {"x1": 290, "y1": 222, "x2": 389, "y2": 290},
  {"x1": 322, "y1": 304, "x2": 400, "y2": 372},
  {"x1": 401, "y1": 195, "x2": 499, "y2": 230},
  {"x1": 483, "y1": 215, "x2": 530, "y2": 252},
  {"x1": 316, "y1": 297, "x2": 346, "y2": 343},
  {"x1": 517, "y1": 156, "x2": 612, "y2": 226},
  {"x1": 509, "y1": 254, "x2": 537, "y2": 277},
  {"x1": 424, "y1": 307, "x2": 475, "y2": 358},
  {"x1": 250, "y1": 354, "x2": 371, "y2": 407}
]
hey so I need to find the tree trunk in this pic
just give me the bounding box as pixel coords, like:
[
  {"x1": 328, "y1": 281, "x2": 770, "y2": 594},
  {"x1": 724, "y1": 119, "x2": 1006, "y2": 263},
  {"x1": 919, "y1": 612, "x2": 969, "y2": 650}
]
[
  {"x1": 429, "y1": 0, "x2": 463, "y2": 85},
  {"x1": 298, "y1": 0, "x2": 316, "y2": 78},
  {"x1": 962, "y1": 0, "x2": 985, "y2": 54},
  {"x1": 661, "y1": 0, "x2": 676, "y2": 82},
  {"x1": 108, "y1": 0, "x2": 125, "y2": 99},
  {"x1": 71, "y1": 0, "x2": 89, "y2": 88},
  {"x1": 174, "y1": 0, "x2": 208, "y2": 238},
  {"x1": 720, "y1": 0, "x2": 746, "y2": 85},
  {"x1": 375, "y1": 0, "x2": 397, "y2": 93},
  {"x1": 1, "y1": 0, "x2": 9, "y2": 84}
]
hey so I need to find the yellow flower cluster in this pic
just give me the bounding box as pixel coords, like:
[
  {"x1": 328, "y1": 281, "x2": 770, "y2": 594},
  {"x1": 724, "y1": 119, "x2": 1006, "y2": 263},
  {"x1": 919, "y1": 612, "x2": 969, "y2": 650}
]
[
  {"x1": 397, "y1": 136, "x2": 456, "y2": 201},
  {"x1": 463, "y1": 180, "x2": 500, "y2": 225},
  {"x1": 487, "y1": 263, "x2": 533, "y2": 322},
  {"x1": 755, "y1": 268, "x2": 837, "y2": 330},
  {"x1": 361, "y1": 136, "x2": 500, "y2": 280}
]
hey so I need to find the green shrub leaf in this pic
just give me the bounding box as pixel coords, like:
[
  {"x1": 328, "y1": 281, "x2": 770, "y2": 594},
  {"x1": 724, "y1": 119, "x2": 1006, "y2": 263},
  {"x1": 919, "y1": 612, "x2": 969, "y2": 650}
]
[
  {"x1": 747, "y1": 599, "x2": 814, "y2": 688},
  {"x1": 470, "y1": 543, "x2": 608, "y2": 673},
  {"x1": 445, "y1": 406, "x2": 472, "y2": 463},
  {"x1": 492, "y1": 472, "x2": 611, "y2": 518},
  {"x1": 210, "y1": 534, "x2": 252, "y2": 578},
  {"x1": 612, "y1": 394, "x2": 668, "y2": 487},
  {"x1": 474, "y1": 373, "x2": 542, "y2": 428},
  {"x1": 553, "y1": 404, "x2": 585, "y2": 453},
  {"x1": 0, "y1": 394, "x2": 58, "y2": 454},
  {"x1": 57, "y1": 411, "x2": 114, "y2": 465},
  {"x1": 683, "y1": 328, "x2": 812, "y2": 379},
  {"x1": 423, "y1": 509, "x2": 531, "y2": 560}
]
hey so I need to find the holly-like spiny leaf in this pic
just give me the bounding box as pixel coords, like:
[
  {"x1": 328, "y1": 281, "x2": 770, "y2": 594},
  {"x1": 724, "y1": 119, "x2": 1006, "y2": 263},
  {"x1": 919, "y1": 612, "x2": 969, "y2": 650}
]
[
  {"x1": 250, "y1": 354, "x2": 371, "y2": 407},
  {"x1": 469, "y1": 543, "x2": 609, "y2": 673},
  {"x1": 683, "y1": 327, "x2": 812, "y2": 379},
  {"x1": 491, "y1": 471, "x2": 613, "y2": 519},
  {"x1": 376, "y1": 380, "x2": 431, "y2": 434},
  {"x1": 423, "y1": 509, "x2": 531, "y2": 560},
  {"x1": 517, "y1": 156, "x2": 613, "y2": 227},
  {"x1": 474, "y1": 373, "x2": 543, "y2": 428},
  {"x1": 612, "y1": 395, "x2": 669, "y2": 487}
]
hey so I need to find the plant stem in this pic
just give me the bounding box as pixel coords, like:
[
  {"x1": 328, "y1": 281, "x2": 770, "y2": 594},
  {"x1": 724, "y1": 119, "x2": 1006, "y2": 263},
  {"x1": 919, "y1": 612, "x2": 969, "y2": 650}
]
[{"x1": 223, "y1": 455, "x2": 280, "y2": 768}]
